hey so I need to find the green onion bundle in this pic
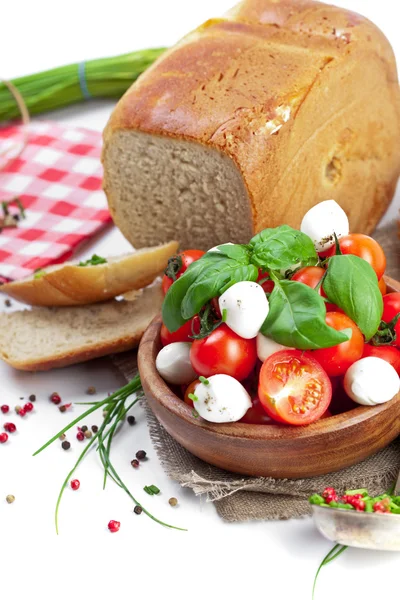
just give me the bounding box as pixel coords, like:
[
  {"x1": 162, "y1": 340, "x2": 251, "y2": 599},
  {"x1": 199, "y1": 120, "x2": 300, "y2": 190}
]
[{"x1": 0, "y1": 48, "x2": 166, "y2": 121}]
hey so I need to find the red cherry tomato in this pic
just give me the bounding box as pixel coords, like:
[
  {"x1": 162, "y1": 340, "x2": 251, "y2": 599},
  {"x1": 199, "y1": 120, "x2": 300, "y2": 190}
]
[
  {"x1": 378, "y1": 278, "x2": 387, "y2": 296},
  {"x1": 162, "y1": 249, "x2": 205, "y2": 295},
  {"x1": 382, "y1": 293, "x2": 400, "y2": 347},
  {"x1": 311, "y1": 312, "x2": 364, "y2": 377},
  {"x1": 160, "y1": 316, "x2": 200, "y2": 346},
  {"x1": 325, "y1": 234, "x2": 386, "y2": 280},
  {"x1": 240, "y1": 394, "x2": 275, "y2": 425},
  {"x1": 291, "y1": 266, "x2": 337, "y2": 311},
  {"x1": 190, "y1": 324, "x2": 257, "y2": 381},
  {"x1": 362, "y1": 344, "x2": 400, "y2": 376},
  {"x1": 258, "y1": 350, "x2": 332, "y2": 426},
  {"x1": 257, "y1": 269, "x2": 275, "y2": 294},
  {"x1": 183, "y1": 379, "x2": 201, "y2": 407}
]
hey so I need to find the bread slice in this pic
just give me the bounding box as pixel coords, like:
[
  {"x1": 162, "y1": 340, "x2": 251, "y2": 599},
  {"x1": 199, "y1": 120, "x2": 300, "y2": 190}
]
[
  {"x1": 0, "y1": 283, "x2": 162, "y2": 371},
  {"x1": 0, "y1": 241, "x2": 178, "y2": 306},
  {"x1": 103, "y1": 0, "x2": 400, "y2": 251}
]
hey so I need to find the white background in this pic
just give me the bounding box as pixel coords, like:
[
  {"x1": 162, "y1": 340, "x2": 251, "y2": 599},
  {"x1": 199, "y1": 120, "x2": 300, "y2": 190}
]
[{"x1": 1, "y1": 1, "x2": 400, "y2": 599}]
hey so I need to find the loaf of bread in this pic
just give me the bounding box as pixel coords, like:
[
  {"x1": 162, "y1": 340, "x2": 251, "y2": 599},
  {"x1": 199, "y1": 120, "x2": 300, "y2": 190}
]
[
  {"x1": 0, "y1": 241, "x2": 178, "y2": 306},
  {"x1": 0, "y1": 283, "x2": 163, "y2": 371},
  {"x1": 103, "y1": 0, "x2": 400, "y2": 251}
]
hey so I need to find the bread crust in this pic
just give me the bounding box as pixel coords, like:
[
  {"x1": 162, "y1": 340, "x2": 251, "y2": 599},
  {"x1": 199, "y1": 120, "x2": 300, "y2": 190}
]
[
  {"x1": 0, "y1": 241, "x2": 178, "y2": 306},
  {"x1": 103, "y1": 0, "x2": 400, "y2": 244}
]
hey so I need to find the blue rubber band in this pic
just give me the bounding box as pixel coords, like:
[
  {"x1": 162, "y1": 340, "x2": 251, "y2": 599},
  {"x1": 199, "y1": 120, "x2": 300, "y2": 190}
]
[{"x1": 78, "y1": 62, "x2": 91, "y2": 100}]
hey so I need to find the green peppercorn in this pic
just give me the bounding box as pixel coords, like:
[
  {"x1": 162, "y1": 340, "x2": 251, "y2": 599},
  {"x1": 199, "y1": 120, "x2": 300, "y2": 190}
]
[
  {"x1": 86, "y1": 386, "x2": 96, "y2": 395},
  {"x1": 59, "y1": 433, "x2": 66, "y2": 441},
  {"x1": 6, "y1": 494, "x2": 15, "y2": 504},
  {"x1": 169, "y1": 497, "x2": 178, "y2": 507},
  {"x1": 84, "y1": 430, "x2": 92, "y2": 439}
]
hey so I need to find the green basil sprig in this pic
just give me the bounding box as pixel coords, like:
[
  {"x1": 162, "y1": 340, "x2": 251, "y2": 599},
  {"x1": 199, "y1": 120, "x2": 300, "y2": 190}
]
[
  {"x1": 260, "y1": 276, "x2": 350, "y2": 349},
  {"x1": 250, "y1": 225, "x2": 318, "y2": 272},
  {"x1": 323, "y1": 255, "x2": 383, "y2": 340}
]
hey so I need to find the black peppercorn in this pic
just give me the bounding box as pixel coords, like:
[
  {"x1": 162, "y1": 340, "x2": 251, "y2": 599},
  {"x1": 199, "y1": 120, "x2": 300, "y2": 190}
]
[
  {"x1": 86, "y1": 386, "x2": 96, "y2": 395},
  {"x1": 127, "y1": 415, "x2": 136, "y2": 426},
  {"x1": 91, "y1": 425, "x2": 98, "y2": 433},
  {"x1": 134, "y1": 505, "x2": 142, "y2": 515},
  {"x1": 29, "y1": 394, "x2": 36, "y2": 402},
  {"x1": 4, "y1": 299, "x2": 11, "y2": 307},
  {"x1": 62, "y1": 440, "x2": 71, "y2": 450},
  {"x1": 81, "y1": 425, "x2": 88, "y2": 433},
  {"x1": 136, "y1": 450, "x2": 147, "y2": 460}
]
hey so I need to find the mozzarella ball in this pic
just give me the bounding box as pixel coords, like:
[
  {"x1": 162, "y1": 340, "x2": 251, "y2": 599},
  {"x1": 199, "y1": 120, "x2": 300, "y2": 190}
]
[
  {"x1": 156, "y1": 342, "x2": 197, "y2": 385},
  {"x1": 300, "y1": 200, "x2": 349, "y2": 252},
  {"x1": 207, "y1": 242, "x2": 234, "y2": 253},
  {"x1": 257, "y1": 333, "x2": 292, "y2": 362},
  {"x1": 194, "y1": 374, "x2": 252, "y2": 423},
  {"x1": 343, "y1": 357, "x2": 400, "y2": 406},
  {"x1": 219, "y1": 281, "x2": 269, "y2": 339}
]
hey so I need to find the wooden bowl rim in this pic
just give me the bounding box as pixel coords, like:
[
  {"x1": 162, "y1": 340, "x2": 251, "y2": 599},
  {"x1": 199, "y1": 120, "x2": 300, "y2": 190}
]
[{"x1": 138, "y1": 276, "x2": 400, "y2": 442}]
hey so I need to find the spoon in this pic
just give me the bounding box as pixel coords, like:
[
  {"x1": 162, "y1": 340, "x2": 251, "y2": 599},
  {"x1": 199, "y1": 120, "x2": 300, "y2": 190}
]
[{"x1": 311, "y1": 471, "x2": 400, "y2": 551}]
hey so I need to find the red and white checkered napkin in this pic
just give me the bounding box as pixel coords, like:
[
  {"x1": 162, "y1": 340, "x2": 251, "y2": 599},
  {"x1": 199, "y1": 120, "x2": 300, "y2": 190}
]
[{"x1": 0, "y1": 121, "x2": 112, "y2": 280}]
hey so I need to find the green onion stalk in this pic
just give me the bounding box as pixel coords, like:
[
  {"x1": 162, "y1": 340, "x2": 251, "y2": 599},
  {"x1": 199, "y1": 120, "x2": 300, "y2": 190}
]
[{"x1": 0, "y1": 48, "x2": 166, "y2": 121}]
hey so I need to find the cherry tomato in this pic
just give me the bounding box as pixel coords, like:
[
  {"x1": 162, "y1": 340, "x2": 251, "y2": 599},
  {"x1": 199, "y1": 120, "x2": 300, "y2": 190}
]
[
  {"x1": 257, "y1": 269, "x2": 274, "y2": 294},
  {"x1": 190, "y1": 324, "x2": 257, "y2": 381},
  {"x1": 240, "y1": 394, "x2": 274, "y2": 425},
  {"x1": 183, "y1": 379, "x2": 201, "y2": 407},
  {"x1": 382, "y1": 293, "x2": 400, "y2": 347},
  {"x1": 326, "y1": 234, "x2": 386, "y2": 280},
  {"x1": 291, "y1": 267, "x2": 337, "y2": 311},
  {"x1": 378, "y1": 278, "x2": 387, "y2": 296},
  {"x1": 162, "y1": 249, "x2": 205, "y2": 295},
  {"x1": 258, "y1": 350, "x2": 332, "y2": 426},
  {"x1": 160, "y1": 316, "x2": 200, "y2": 346},
  {"x1": 311, "y1": 312, "x2": 364, "y2": 377},
  {"x1": 362, "y1": 344, "x2": 400, "y2": 376}
]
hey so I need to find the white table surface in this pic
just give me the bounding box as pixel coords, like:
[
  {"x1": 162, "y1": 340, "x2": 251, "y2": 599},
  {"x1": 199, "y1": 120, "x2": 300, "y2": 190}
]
[{"x1": 1, "y1": 1, "x2": 400, "y2": 598}]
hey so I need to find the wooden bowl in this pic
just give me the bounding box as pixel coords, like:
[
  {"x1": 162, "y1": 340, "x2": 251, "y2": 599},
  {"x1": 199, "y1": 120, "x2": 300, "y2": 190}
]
[{"x1": 137, "y1": 276, "x2": 400, "y2": 478}]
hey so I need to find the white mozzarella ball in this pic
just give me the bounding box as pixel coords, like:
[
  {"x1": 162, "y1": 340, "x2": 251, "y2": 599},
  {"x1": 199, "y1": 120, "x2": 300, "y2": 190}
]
[
  {"x1": 300, "y1": 200, "x2": 349, "y2": 252},
  {"x1": 218, "y1": 281, "x2": 269, "y2": 339},
  {"x1": 343, "y1": 357, "x2": 400, "y2": 406},
  {"x1": 156, "y1": 342, "x2": 197, "y2": 385},
  {"x1": 207, "y1": 242, "x2": 234, "y2": 253},
  {"x1": 194, "y1": 374, "x2": 252, "y2": 423},
  {"x1": 256, "y1": 333, "x2": 292, "y2": 362}
]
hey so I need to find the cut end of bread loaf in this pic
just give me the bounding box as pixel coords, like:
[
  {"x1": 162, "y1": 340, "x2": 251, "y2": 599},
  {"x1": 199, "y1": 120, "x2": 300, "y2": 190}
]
[
  {"x1": 104, "y1": 132, "x2": 253, "y2": 251},
  {"x1": 0, "y1": 283, "x2": 163, "y2": 371}
]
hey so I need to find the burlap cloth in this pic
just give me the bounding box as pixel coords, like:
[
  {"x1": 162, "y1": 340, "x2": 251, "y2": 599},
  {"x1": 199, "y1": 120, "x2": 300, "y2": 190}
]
[{"x1": 112, "y1": 223, "x2": 400, "y2": 522}]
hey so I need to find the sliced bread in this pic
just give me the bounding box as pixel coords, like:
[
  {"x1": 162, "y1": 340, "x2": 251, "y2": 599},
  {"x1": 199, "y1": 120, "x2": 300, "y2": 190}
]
[
  {"x1": 0, "y1": 241, "x2": 178, "y2": 306},
  {"x1": 0, "y1": 282, "x2": 163, "y2": 371}
]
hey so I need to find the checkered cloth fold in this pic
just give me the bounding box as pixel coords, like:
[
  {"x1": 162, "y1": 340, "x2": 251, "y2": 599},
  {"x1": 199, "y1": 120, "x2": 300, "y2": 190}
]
[{"x1": 0, "y1": 121, "x2": 111, "y2": 280}]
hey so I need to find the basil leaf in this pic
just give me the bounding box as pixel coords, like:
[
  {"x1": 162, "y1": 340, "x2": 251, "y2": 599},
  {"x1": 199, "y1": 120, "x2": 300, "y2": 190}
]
[
  {"x1": 261, "y1": 279, "x2": 350, "y2": 349},
  {"x1": 181, "y1": 262, "x2": 258, "y2": 320},
  {"x1": 323, "y1": 255, "x2": 383, "y2": 340},
  {"x1": 250, "y1": 225, "x2": 317, "y2": 272},
  {"x1": 162, "y1": 254, "x2": 221, "y2": 331},
  {"x1": 208, "y1": 244, "x2": 250, "y2": 263}
]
